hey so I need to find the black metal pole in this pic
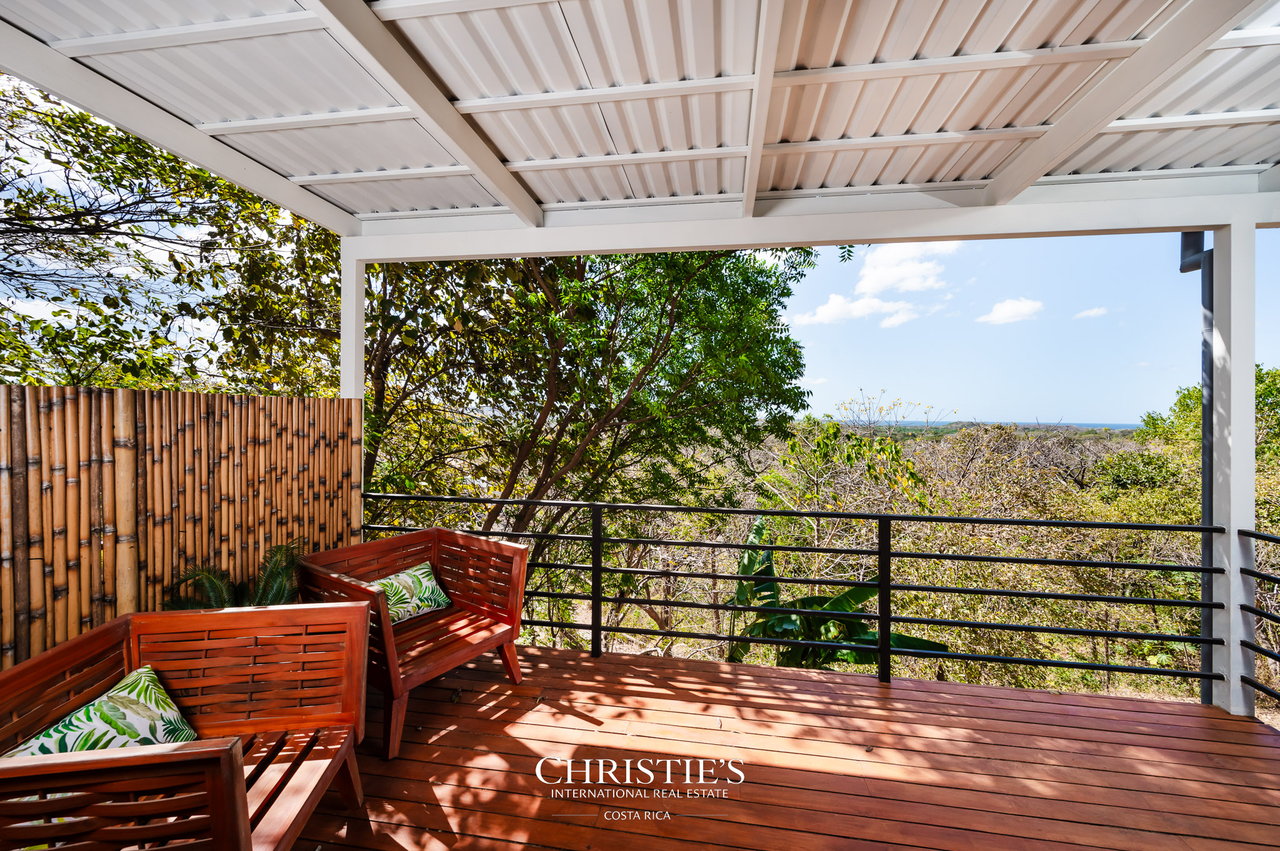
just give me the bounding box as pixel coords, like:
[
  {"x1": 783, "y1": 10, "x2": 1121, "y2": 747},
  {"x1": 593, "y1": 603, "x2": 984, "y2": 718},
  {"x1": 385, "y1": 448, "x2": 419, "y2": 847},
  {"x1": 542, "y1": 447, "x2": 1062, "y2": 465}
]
[
  {"x1": 590, "y1": 504, "x2": 603, "y2": 658},
  {"x1": 1182, "y1": 231, "x2": 1215, "y2": 705},
  {"x1": 877, "y1": 517, "x2": 892, "y2": 683}
]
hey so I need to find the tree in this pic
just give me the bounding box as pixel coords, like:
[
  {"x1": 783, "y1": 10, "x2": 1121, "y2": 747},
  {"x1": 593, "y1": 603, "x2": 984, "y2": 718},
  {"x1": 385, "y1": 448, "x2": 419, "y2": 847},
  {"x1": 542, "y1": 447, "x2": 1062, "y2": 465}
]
[{"x1": 0, "y1": 77, "x2": 280, "y2": 388}]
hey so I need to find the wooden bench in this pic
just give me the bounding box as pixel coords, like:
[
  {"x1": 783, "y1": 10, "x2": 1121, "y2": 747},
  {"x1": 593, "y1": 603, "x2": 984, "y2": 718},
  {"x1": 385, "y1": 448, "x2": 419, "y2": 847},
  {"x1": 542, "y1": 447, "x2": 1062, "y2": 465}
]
[
  {"x1": 0, "y1": 602, "x2": 369, "y2": 851},
  {"x1": 300, "y1": 528, "x2": 528, "y2": 759}
]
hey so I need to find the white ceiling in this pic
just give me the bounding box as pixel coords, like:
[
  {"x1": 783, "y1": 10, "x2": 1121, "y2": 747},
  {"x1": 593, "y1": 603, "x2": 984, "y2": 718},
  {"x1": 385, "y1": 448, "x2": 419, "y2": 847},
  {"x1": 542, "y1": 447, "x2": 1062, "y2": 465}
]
[{"x1": 1, "y1": 0, "x2": 1278, "y2": 248}]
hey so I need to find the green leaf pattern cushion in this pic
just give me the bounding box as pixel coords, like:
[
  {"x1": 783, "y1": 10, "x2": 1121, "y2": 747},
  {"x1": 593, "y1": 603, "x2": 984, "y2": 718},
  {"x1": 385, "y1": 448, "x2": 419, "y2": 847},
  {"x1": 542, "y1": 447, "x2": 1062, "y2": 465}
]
[
  {"x1": 373, "y1": 560, "x2": 451, "y2": 623},
  {"x1": 2, "y1": 665, "x2": 197, "y2": 758}
]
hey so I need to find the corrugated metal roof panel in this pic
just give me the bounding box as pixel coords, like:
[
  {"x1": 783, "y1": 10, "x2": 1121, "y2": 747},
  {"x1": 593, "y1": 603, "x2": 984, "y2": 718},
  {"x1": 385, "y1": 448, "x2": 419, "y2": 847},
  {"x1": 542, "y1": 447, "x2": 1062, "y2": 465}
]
[
  {"x1": 521, "y1": 157, "x2": 743, "y2": 203},
  {"x1": 1125, "y1": 45, "x2": 1280, "y2": 116},
  {"x1": 1057, "y1": 124, "x2": 1280, "y2": 174},
  {"x1": 390, "y1": 0, "x2": 756, "y2": 100},
  {"x1": 0, "y1": 0, "x2": 299, "y2": 41},
  {"x1": 775, "y1": 0, "x2": 1173, "y2": 72},
  {"x1": 309, "y1": 175, "x2": 498, "y2": 214},
  {"x1": 82, "y1": 31, "x2": 397, "y2": 124},
  {"x1": 761, "y1": 137, "x2": 1026, "y2": 191},
  {"x1": 767, "y1": 61, "x2": 1111, "y2": 143},
  {"x1": 1239, "y1": 0, "x2": 1280, "y2": 28},
  {"x1": 224, "y1": 120, "x2": 458, "y2": 176}
]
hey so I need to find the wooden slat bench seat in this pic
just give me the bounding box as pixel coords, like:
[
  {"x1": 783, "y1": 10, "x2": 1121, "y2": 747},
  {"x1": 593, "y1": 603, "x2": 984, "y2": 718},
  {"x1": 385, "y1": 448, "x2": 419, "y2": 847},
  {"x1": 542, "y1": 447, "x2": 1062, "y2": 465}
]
[
  {"x1": 0, "y1": 603, "x2": 369, "y2": 851},
  {"x1": 301, "y1": 528, "x2": 528, "y2": 759}
]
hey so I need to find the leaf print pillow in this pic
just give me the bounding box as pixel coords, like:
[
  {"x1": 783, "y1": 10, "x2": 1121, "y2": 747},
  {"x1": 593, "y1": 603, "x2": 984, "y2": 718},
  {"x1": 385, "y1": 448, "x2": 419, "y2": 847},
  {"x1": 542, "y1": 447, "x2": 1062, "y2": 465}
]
[
  {"x1": 372, "y1": 560, "x2": 451, "y2": 624},
  {"x1": 2, "y1": 665, "x2": 197, "y2": 758}
]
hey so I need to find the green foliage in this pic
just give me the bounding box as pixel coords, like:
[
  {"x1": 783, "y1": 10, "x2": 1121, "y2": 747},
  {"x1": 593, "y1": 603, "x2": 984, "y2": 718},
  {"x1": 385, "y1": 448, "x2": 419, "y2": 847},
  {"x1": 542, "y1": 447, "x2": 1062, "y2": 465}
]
[
  {"x1": 726, "y1": 518, "x2": 945, "y2": 669},
  {"x1": 164, "y1": 539, "x2": 304, "y2": 610},
  {"x1": 1092, "y1": 451, "x2": 1177, "y2": 502},
  {"x1": 0, "y1": 77, "x2": 278, "y2": 389}
]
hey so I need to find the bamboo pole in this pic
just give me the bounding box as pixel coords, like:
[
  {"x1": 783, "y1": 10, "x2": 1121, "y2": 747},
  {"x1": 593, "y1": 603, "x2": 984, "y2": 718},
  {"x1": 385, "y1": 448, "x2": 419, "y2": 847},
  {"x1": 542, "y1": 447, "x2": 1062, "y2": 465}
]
[
  {"x1": 9, "y1": 388, "x2": 29, "y2": 662},
  {"x1": 62, "y1": 388, "x2": 80, "y2": 638},
  {"x1": 350, "y1": 399, "x2": 363, "y2": 544},
  {"x1": 76, "y1": 389, "x2": 93, "y2": 629},
  {"x1": 99, "y1": 390, "x2": 117, "y2": 621},
  {"x1": 0, "y1": 386, "x2": 13, "y2": 669},
  {"x1": 27, "y1": 387, "x2": 47, "y2": 654},
  {"x1": 113, "y1": 389, "x2": 138, "y2": 615},
  {"x1": 45, "y1": 388, "x2": 68, "y2": 645}
]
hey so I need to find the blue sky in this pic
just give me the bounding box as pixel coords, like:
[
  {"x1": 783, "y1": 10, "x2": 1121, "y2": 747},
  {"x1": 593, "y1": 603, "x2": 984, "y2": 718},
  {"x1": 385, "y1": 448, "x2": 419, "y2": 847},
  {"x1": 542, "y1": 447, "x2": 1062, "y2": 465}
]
[{"x1": 786, "y1": 229, "x2": 1280, "y2": 425}]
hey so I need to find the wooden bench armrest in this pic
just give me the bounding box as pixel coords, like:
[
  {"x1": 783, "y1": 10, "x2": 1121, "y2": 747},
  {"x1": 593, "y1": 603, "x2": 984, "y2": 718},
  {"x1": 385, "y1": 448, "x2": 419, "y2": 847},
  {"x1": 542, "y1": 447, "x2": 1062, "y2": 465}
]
[
  {"x1": 300, "y1": 563, "x2": 402, "y2": 689},
  {"x1": 301, "y1": 562, "x2": 380, "y2": 602},
  {"x1": 0, "y1": 738, "x2": 251, "y2": 849}
]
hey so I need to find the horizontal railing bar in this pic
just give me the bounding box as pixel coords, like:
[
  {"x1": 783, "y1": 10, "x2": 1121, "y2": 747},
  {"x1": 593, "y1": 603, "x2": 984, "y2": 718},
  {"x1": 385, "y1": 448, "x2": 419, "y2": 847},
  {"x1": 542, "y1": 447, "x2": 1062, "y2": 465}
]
[
  {"x1": 594, "y1": 623, "x2": 882, "y2": 653},
  {"x1": 525, "y1": 590, "x2": 592, "y2": 602},
  {"x1": 1241, "y1": 603, "x2": 1280, "y2": 627},
  {"x1": 1240, "y1": 529, "x2": 1280, "y2": 545},
  {"x1": 1241, "y1": 566, "x2": 1280, "y2": 584},
  {"x1": 604, "y1": 595, "x2": 879, "y2": 621},
  {"x1": 601, "y1": 535, "x2": 878, "y2": 557},
  {"x1": 529, "y1": 561, "x2": 592, "y2": 571},
  {"x1": 1242, "y1": 675, "x2": 1280, "y2": 703},
  {"x1": 1241, "y1": 639, "x2": 1280, "y2": 665},
  {"x1": 602, "y1": 565, "x2": 878, "y2": 589},
  {"x1": 366, "y1": 523, "x2": 590, "y2": 543},
  {"x1": 364, "y1": 493, "x2": 1222, "y2": 532},
  {"x1": 888, "y1": 647, "x2": 1221, "y2": 679},
  {"x1": 892, "y1": 550, "x2": 1222, "y2": 574},
  {"x1": 892, "y1": 583, "x2": 1219, "y2": 608},
  {"x1": 888, "y1": 615, "x2": 1221, "y2": 644},
  {"x1": 524, "y1": 619, "x2": 1215, "y2": 678}
]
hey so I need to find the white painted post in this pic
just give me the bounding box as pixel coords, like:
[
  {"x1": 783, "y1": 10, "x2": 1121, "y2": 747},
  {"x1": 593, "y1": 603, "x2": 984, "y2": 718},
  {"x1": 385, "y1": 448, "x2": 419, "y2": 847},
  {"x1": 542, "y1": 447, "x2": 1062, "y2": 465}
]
[
  {"x1": 1211, "y1": 220, "x2": 1257, "y2": 716},
  {"x1": 338, "y1": 239, "x2": 366, "y2": 400}
]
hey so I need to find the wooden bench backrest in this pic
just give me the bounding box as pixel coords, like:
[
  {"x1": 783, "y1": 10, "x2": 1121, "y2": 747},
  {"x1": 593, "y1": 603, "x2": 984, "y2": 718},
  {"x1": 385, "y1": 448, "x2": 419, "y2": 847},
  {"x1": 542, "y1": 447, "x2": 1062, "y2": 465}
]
[
  {"x1": 127, "y1": 602, "x2": 369, "y2": 739},
  {"x1": 0, "y1": 616, "x2": 131, "y2": 754}
]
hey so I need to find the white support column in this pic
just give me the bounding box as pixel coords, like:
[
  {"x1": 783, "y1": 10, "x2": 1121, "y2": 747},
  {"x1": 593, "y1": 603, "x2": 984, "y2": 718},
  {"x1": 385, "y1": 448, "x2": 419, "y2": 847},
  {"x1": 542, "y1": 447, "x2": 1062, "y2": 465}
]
[
  {"x1": 339, "y1": 241, "x2": 367, "y2": 400},
  {"x1": 1211, "y1": 220, "x2": 1257, "y2": 716}
]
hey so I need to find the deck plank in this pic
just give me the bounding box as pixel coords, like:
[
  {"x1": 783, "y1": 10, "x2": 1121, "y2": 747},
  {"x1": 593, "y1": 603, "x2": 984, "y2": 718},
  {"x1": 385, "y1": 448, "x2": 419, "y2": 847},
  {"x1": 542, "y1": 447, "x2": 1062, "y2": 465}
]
[{"x1": 302, "y1": 646, "x2": 1280, "y2": 850}]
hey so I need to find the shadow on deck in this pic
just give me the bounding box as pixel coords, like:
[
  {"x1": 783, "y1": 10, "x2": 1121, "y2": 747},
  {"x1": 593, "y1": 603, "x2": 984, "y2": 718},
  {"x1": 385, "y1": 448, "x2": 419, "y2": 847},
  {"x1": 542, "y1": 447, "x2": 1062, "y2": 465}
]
[{"x1": 301, "y1": 646, "x2": 1280, "y2": 850}]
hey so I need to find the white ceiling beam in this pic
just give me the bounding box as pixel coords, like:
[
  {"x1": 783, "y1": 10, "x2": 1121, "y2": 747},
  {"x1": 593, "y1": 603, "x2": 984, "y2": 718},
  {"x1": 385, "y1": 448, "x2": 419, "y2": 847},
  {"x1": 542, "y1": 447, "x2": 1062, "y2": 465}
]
[
  {"x1": 507, "y1": 147, "x2": 749, "y2": 172},
  {"x1": 1102, "y1": 108, "x2": 1280, "y2": 133},
  {"x1": 454, "y1": 76, "x2": 755, "y2": 113},
  {"x1": 297, "y1": 0, "x2": 542, "y2": 226},
  {"x1": 776, "y1": 41, "x2": 1142, "y2": 87},
  {"x1": 291, "y1": 165, "x2": 472, "y2": 185},
  {"x1": 0, "y1": 18, "x2": 358, "y2": 235},
  {"x1": 370, "y1": 0, "x2": 550, "y2": 20},
  {"x1": 198, "y1": 106, "x2": 413, "y2": 135},
  {"x1": 1215, "y1": 26, "x2": 1280, "y2": 49},
  {"x1": 347, "y1": 184, "x2": 1280, "y2": 261},
  {"x1": 983, "y1": 0, "x2": 1274, "y2": 206},
  {"x1": 48, "y1": 12, "x2": 325, "y2": 57},
  {"x1": 1037, "y1": 164, "x2": 1271, "y2": 185},
  {"x1": 742, "y1": 0, "x2": 785, "y2": 218},
  {"x1": 766, "y1": 126, "x2": 1046, "y2": 156}
]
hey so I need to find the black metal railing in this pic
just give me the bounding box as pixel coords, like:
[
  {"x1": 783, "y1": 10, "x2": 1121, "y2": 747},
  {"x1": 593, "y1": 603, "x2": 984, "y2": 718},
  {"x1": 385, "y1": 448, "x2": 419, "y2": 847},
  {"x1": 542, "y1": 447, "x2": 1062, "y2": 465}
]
[
  {"x1": 366, "y1": 493, "x2": 1228, "y2": 687},
  {"x1": 1239, "y1": 529, "x2": 1280, "y2": 703}
]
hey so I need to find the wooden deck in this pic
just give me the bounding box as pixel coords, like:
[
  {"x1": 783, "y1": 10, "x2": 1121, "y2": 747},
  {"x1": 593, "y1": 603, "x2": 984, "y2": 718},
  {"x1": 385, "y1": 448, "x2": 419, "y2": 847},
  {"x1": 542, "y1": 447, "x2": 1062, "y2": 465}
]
[{"x1": 301, "y1": 646, "x2": 1280, "y2": 850}]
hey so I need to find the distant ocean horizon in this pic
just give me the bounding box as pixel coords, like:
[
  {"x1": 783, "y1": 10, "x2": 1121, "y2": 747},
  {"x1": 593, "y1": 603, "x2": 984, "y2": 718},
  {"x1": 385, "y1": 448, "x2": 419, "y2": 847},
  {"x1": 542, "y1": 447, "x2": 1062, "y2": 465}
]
[{"x1": 894, "y1": 420, "x2": 1140, "y2": 430}]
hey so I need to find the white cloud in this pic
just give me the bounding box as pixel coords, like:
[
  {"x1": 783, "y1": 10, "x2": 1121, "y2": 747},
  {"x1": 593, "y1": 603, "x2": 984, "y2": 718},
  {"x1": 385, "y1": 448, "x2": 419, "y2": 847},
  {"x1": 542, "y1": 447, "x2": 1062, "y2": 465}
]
[
  {"x1": 801, "y1": 376, "x2": 829, "y2": 387},
  {"x1": 789, "y1": 241, "x2": 959, "y2": 329},
  {"x1": 791, "y1": 294, "x2": 919, "y2": 329},
  {"x1": 1073, "y1": 307, "x2": 1107, "y2": 319},
  {"x1": 976, "y1": 298, "x2": 1043, "y2": 325},
  {"x1": 854, "y1": 241, "x2": 960, "y2": 296}
]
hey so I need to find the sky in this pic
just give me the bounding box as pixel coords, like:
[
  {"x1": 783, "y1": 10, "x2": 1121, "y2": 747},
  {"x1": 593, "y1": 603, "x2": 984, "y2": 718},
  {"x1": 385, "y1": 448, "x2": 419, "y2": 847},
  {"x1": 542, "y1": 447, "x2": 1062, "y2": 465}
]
[{"x1": 785, "y1": 229, "x2": 1280, "y2": 425}]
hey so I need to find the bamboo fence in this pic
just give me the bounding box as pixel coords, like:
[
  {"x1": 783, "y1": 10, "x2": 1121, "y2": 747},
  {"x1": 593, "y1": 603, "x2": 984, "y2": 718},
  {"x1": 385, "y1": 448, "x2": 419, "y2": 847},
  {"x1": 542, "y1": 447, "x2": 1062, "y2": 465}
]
[{"x1": 0, "y1": 386, "x2": 363, "y2": 667}]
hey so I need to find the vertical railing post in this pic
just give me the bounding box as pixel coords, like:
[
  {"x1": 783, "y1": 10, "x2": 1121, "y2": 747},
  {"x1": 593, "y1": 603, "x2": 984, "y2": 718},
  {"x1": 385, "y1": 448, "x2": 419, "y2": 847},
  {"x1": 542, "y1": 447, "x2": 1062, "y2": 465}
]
[
  {"x1": 877, "y1": 517, "x2": 892, "y2": 683},
  {"x1": 590, "y1": 504, "x2": 603, "y2": 658}
]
